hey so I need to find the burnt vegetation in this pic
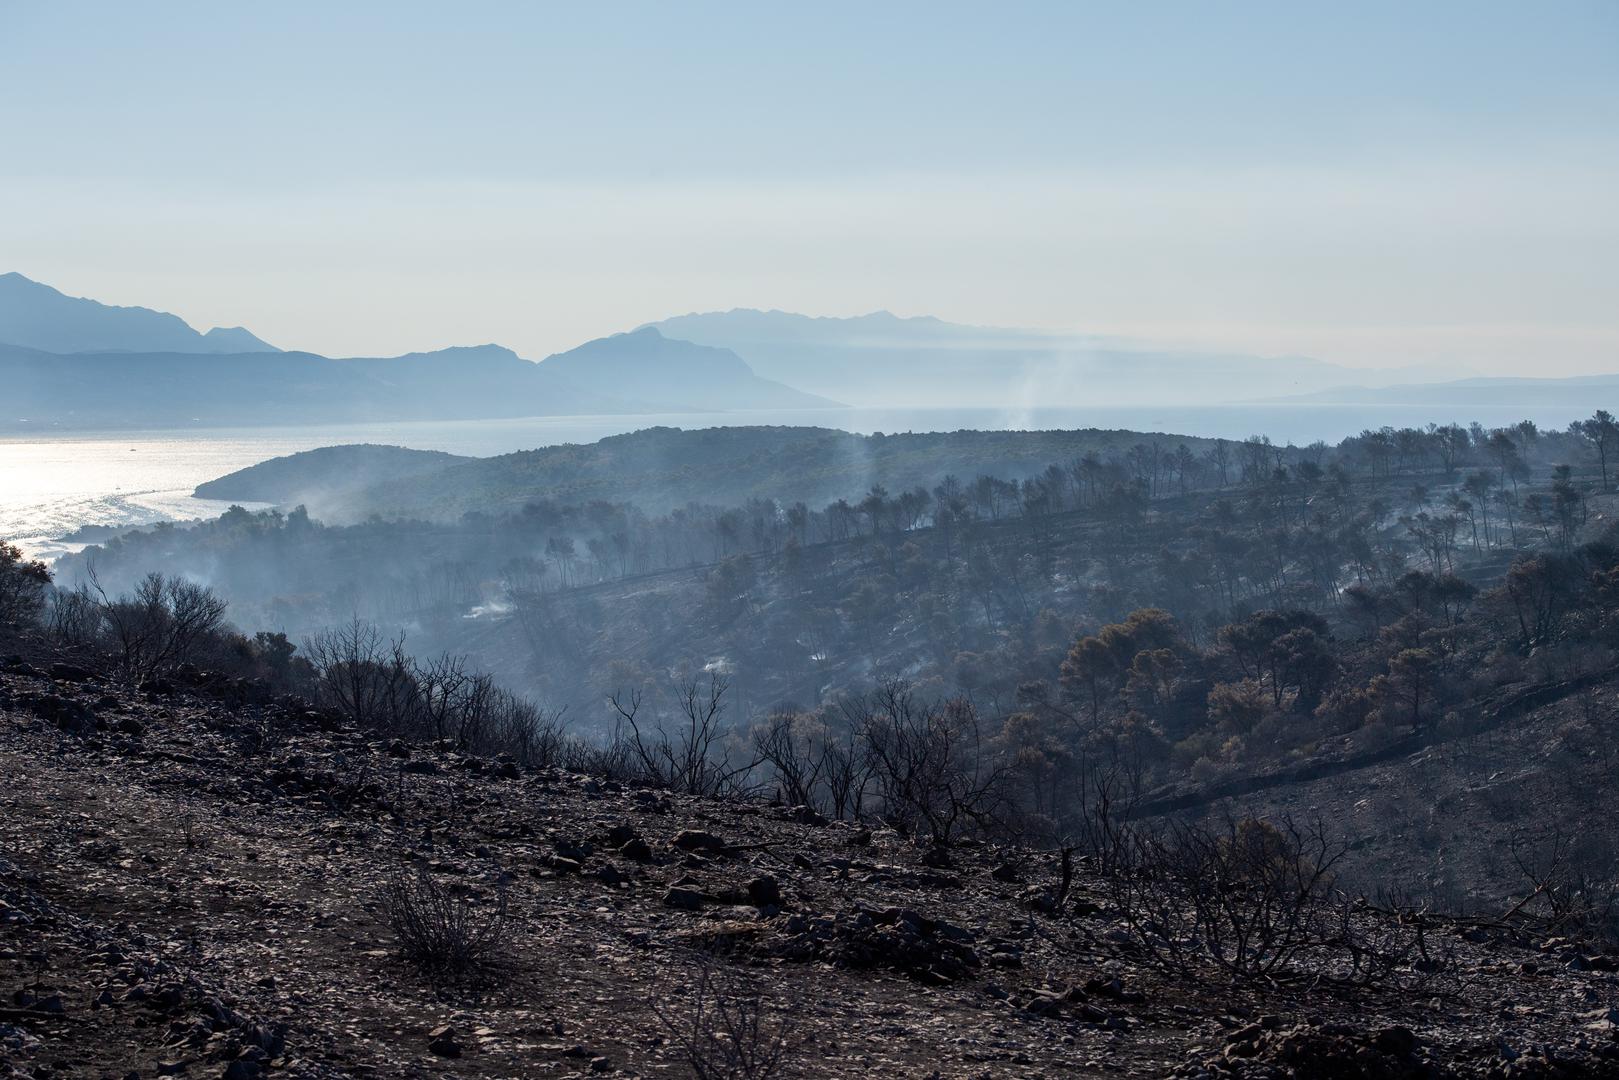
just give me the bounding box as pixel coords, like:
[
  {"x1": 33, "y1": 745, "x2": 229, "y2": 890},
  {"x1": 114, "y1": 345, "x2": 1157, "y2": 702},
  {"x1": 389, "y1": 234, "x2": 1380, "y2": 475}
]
[
  {"x1": 7, "y1": 412, "x2": 1619, "y2": 1075},
  {"x1": 380, "y1": 869, "x2": 510, "y2": 989}
]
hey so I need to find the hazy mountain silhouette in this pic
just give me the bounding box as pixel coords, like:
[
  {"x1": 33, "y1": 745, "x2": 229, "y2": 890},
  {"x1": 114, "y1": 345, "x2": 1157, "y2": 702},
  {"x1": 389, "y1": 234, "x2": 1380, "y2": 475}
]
[
  {"x1": 4, "y1": 275, "x2": 1513, "y2": 429},
  {"x1": 202, "y1": 326, "x2": 278, "y2": 352},
  {"x1": 0, "y1": 279, "x2": 844, "y2": 429},
  {"x1": 0, "y1": 272, "x2": 280, "y2": 354},
  {"x1": 0, "y1": 334, "x2": 832, "y2": 430},
  {"x1": 334, "y1": 343, "x2": 649, "y2": 416},
  {"x1": 652, "y1": 308, "x2": 1005, "y2": 347},
  {"x1": 647, "y1": 309, "x2": 1387, "y2": 408},
  {"x1": 0, "y1": 341, "x2": 652, "y2": 429},
  {"x1": 538, "y1": 327, "x2": 842, "y2": 410},
  {"x1": 2, "y1": 343, "x2": 406, "y2": 428}
]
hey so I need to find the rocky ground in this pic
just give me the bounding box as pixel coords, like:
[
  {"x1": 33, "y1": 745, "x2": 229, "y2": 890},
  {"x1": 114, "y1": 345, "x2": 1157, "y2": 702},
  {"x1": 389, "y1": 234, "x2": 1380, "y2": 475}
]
[{"x1": 4, "y1": 661, "x2": 1619, "y2": 1078}]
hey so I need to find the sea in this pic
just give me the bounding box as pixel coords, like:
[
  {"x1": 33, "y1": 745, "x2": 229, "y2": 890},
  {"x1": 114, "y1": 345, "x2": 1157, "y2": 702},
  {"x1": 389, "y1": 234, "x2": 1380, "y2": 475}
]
[{"x1": 0, "y1": 402, "x2": 1591, "y2": 562}]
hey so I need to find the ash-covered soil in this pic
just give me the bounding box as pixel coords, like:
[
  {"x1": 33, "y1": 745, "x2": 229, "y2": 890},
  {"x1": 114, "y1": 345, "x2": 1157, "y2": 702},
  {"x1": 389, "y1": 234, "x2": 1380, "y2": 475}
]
[{"x1": 3, "y1": 662, "x2": 1619, "y2": 1078}]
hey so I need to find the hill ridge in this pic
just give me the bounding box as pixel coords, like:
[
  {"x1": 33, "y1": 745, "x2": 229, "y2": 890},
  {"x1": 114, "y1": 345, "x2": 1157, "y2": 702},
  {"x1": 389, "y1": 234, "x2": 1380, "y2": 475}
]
[{"x1": 0, "y1": 271, "x2": 281, "y2": 354}]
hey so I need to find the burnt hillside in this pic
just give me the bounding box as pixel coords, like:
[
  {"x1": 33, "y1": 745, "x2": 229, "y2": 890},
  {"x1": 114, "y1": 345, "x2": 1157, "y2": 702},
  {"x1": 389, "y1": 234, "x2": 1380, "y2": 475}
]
[{"x1": 3, "y1": 662, "x2": 1619, "y2": 1078}]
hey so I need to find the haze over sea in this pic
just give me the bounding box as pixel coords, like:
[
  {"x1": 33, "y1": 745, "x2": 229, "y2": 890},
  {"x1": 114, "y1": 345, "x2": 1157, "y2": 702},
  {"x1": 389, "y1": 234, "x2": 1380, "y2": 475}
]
[{"x1": 1, "y1": 402, "x2": 1594, "y2": 561}]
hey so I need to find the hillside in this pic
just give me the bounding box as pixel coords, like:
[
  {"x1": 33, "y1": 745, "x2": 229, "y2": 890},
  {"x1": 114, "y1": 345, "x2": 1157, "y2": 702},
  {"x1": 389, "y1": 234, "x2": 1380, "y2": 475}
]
[
  {"x1": 3, "y1": 662, "x2": 1617, "y2": 1078},
  {"x1": 193, "y1": 445, "x2": 471, "y2": 508},
  {"x1": 18, "y1": 412, "x2": 1619, "y2": 1077},
  {"x1": 192, "y1": 425, "x2": 1219, "y2": 520},
  {"x1": 1208, "y1": 670, "x2": 1619, "y2": 916},
  {"x1": 52, "y1": 414, "x2": 1619, "y2": 948},
  {"x1": 0, "y1": 272, "x2": 280, "y2": 354}
]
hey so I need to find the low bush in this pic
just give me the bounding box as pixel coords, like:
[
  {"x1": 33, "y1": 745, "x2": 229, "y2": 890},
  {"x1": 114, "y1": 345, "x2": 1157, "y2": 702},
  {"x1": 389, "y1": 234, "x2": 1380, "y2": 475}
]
[
  {"x1": 656, "y1": 957, "x2": 801, "y2": 1080},
  {"x1": 381, "y1": 869, "x2": 508, "y2": 986}
]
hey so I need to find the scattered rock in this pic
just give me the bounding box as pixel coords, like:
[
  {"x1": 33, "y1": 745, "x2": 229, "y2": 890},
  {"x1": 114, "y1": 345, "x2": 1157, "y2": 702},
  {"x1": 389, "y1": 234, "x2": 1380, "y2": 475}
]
[
  {"x1": 745, "y1": 875, "x2": 783, "y2": 909},
  {"x1": 1082, "y1": 975, "x2": 1144, "y2": 1003},
  {"x1": 784, "y1": 805, "x2": 827, "y2": 827},
  {"x1": 47, "y1": 662, "x2": 92, "y2": 683},
  {"x1": 672, "y1": 829, "x2": 728, "y2": 854},
  {"x1": 427, "y1": 1023, "x2": 462, "y2": 1057},
  {"x1": 1020, "y1": 886, "x2": 1058, "y2": 913},
  {"x1": 618, "y1": 837, "x2": 653, "y2": 862},
  {"x1": 662, "y1": 886, "x2": 709, "y2": 910}
]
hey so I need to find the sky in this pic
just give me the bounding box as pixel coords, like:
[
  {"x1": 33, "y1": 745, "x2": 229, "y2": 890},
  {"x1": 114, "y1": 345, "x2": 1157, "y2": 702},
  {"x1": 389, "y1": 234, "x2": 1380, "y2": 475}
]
[{"x1": 1, "y1": 1, "x2": 1616, "y2": 375}]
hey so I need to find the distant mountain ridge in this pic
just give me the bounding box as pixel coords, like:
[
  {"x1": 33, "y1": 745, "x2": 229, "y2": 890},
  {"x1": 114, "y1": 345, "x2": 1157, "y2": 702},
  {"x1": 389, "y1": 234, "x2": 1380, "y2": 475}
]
[
  {"x1": 0, "y1": 340, "x2": 677, "y2": 429},
  {"x1": 8, "y1": 273, "x2": 1562, "y2": 428},
  {"x1": 647, "y1": 308, "x2": 1376, "y2": 408},
  {"x1": 0, "y1": 272, "x2": 280, "y2": 354},
  {"x1": 538, "y1": 326, "x2": 841, "y2": 410},
  {"x1": 647, "y1": 308, "x2": 978, "y2": 344},
  {"x1": 0, "y1": 276, "x2": 840, "y2": 430}
]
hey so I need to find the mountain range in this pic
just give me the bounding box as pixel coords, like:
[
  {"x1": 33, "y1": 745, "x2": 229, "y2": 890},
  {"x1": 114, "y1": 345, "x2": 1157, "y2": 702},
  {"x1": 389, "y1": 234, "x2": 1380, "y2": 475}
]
[
  {"x1": 0, "y1": 272, "x2": 281, "y2": 355},
  {"x1": 3, "y1": 272, "x2": 1610, "y2": 431},
  {"x1": 646, "y1": 309, "x2": 1367, "y2": 407},
  {"x1": 0, "y1": 274, "x2": 837, "y2": 429}
]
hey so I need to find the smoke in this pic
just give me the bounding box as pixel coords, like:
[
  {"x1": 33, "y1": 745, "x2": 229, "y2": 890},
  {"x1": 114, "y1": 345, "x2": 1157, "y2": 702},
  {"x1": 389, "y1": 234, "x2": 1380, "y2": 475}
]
[{"x1": 464, "y1": 599, "x2": 514, "y2": 620}]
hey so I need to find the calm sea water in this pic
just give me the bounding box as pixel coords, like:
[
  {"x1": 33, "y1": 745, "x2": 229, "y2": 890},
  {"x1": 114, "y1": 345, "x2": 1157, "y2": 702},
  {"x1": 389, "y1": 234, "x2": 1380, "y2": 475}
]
[{"x1": 0, "y1": 403, "x2": 1589, "y2": 560}]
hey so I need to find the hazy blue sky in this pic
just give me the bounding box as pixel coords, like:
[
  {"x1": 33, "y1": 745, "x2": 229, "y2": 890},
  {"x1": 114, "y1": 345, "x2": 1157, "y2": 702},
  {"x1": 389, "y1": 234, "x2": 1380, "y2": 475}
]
[{"x1": 2, "y1": 1, "x2": 1615, "y2": 374}]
